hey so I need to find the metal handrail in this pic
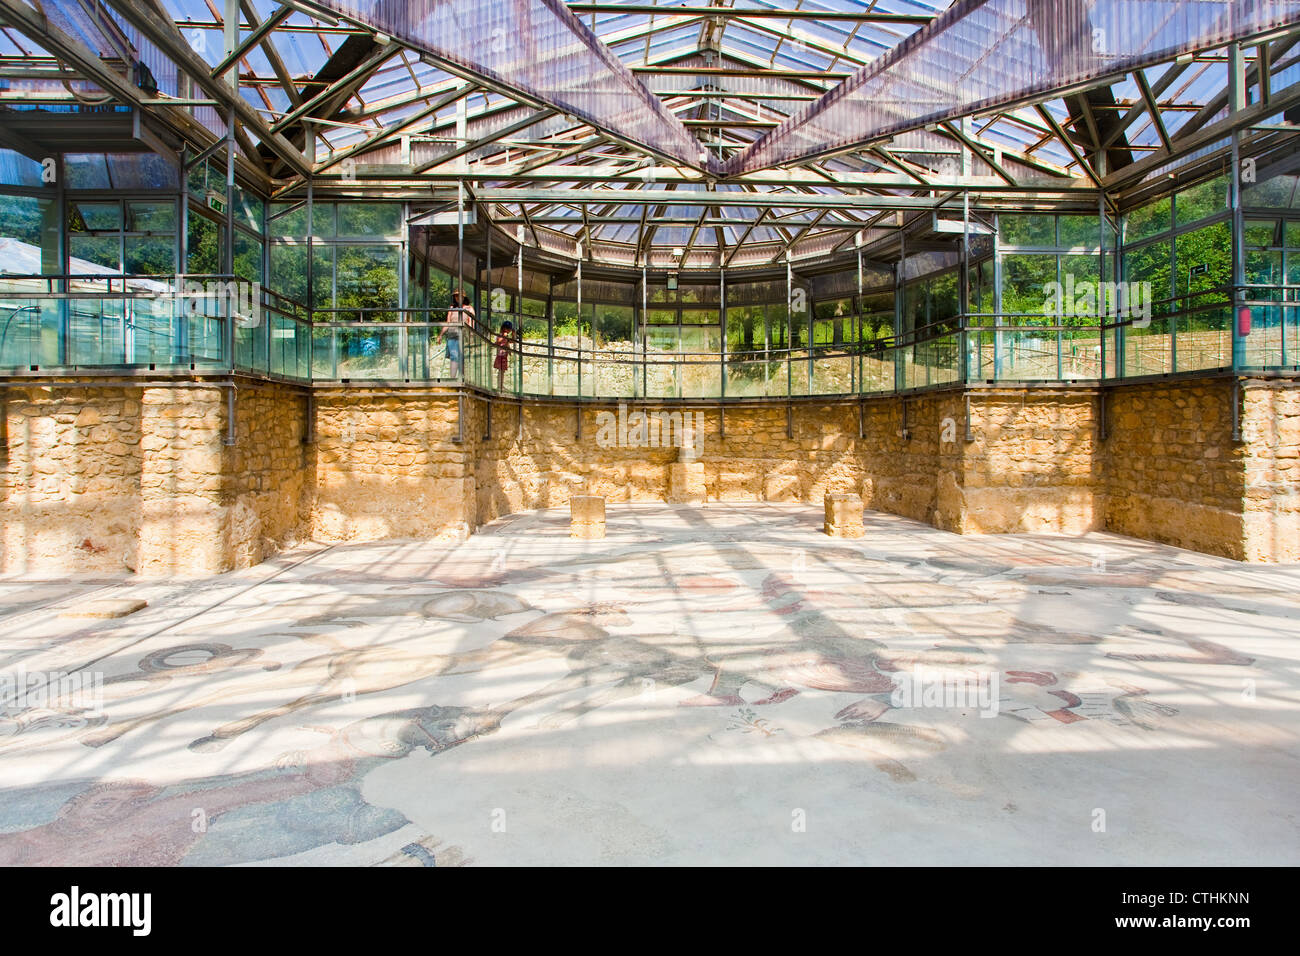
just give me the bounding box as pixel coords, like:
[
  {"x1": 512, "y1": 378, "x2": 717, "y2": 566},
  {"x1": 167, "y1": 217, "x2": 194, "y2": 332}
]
[
  {"x1": 0, "y1": 305, "x2": 39, "y2": 358},
  {"x1": 5, "y1": 281, "x2": 1298, "y2": 391}
]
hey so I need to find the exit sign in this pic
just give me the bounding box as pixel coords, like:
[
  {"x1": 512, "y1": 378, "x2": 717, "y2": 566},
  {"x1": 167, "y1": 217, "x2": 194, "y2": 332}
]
[{"x1": 207, "y1": 194, "x2": 226, "y2": 215}]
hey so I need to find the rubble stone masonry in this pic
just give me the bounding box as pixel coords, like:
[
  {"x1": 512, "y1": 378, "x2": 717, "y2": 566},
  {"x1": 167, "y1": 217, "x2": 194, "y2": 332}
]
[
  {"x1": 2, "y1": 375, "x2": 1296, "y2": 575},
  {"x1": 2, "y1": 380, "x2": 307, "y2": 576}
]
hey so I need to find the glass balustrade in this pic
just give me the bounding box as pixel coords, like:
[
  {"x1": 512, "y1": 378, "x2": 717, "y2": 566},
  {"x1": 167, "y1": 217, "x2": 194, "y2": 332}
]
[
  {"x1": 0, "y1": 277, "x2": 312, "y2": 381},
  {"x1": 4, "y1": 278, "x2": 1297, "y2": 396}
]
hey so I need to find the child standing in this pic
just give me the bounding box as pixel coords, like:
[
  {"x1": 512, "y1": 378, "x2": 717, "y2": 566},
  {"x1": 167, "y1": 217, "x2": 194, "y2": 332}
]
[{"x1": 494, "y1": 320, "x2": 513, "y2": 391}]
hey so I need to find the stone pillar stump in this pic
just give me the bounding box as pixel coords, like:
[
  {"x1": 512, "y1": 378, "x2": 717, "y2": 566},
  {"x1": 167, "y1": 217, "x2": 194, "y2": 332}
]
[
  {"x1": 570, "y1": 495, "x2": 606, "y2": 539},
  {"x1": 824, "y1": 492, "x2": 864, "y2": 538},
  {"x1": 668, "y1": 461, "x2": 706, "y2": 504}
]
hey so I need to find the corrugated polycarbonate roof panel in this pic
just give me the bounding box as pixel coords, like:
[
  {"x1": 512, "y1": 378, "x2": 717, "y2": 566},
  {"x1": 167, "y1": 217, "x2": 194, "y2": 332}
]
[
  {"x1": 310, "y1": 0, "x2": 707, "y2": 169},
  {"x1": 730, "y1": 0, "x2": 1300, "y2": 174}
]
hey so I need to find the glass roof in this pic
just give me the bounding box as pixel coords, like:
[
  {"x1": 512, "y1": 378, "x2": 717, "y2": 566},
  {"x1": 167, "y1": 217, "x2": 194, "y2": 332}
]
[{"x1": 2, "y1": 0, "x2": 1296, "y2": 266}]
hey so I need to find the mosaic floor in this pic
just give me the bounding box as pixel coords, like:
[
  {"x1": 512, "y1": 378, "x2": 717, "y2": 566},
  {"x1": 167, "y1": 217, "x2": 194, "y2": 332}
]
[{"x1": 1, "y1": 503, "x2": 1298, "y2": 866}]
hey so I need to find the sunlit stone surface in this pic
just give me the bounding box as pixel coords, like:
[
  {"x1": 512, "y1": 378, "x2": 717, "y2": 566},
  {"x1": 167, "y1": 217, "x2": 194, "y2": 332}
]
[{"x1": 0, "y1": 503, "x2": 1296, "y2": 866}]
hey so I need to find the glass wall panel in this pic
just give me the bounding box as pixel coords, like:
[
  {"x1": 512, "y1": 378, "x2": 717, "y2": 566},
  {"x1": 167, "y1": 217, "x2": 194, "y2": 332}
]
[
  {"x1": 725, "y1": 305, "x2": 764, "y2": 353},
  {"x1": 1058, "y1": 214, "x2": 1104, "y2": 249},
  {"x1": 1125, "y1": 196, "x2": 1172, "y2": 243},
  {"x1": 1175, "y1": 174, "x2": 1229, "y2": 227},
  {"x1": 1124, "y1": 240, "x2": 1173, "y2": 314},
  {"x1": 1001, "y1": 214, "x2": 1055, "y2": 247},
  {"x1": 334, "y1": 245, "x2": 399, "y2": 320},
  {"x1": 0, "y1": 193, "x2": 58, "y2": 275},
  {"x1": 0, "y1": 148, "x2": 45, "y2": 187},
  {"x1": 232, "y1": 185, "x2": 264, "y2": 233},
  {"x1": 187, "y1": 213, "x2": 220, "y2": 275},
  {"x1": 270, "y1": 242, "x2": 308, "y2": 306},
  {"x1": 126, "y1": 202, "x2": 175, "y2": 233},
  {"x1": 859, "y1": 291, "x2": 895, "y2": 341},
  {"x1": 268, "y1": 202, "x2": 309, "y2": 238},
  {"x1": 1178, "y1": 221, "x2": 1234, "y2": 303},
  {"x1": 124, "y1": 236, "x2": 175, "y2": 275},
  {"x1": 1001, "y1": 255, "x2": 1056, "y2": 317},
  {"x1": 312, "y1": 245, "x2": 334, "y2": 311},
  {"x1": 338, "y1": 203, "x2": 401, "y2": 237},
  {"x1": 234, "y1": 232, "x2": 263, "y2": 284},
  {"x1": 595, "y1": 304, "x2": 633, "y2": 345},
  {"x1": 70, "y1": 236, "x2": 119, "y2": 273}
]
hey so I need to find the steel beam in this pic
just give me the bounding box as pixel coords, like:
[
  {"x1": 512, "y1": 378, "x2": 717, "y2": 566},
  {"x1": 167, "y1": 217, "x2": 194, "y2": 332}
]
[
  {"x1": 211, "y1": 3, "x2": 293, "y2": 79},
  {"x1": 103, "y1": 0, "x2": 312, "y2": 176},
  {"x1": 566, "y1": 4, "x2": 935, "y2": 23}
]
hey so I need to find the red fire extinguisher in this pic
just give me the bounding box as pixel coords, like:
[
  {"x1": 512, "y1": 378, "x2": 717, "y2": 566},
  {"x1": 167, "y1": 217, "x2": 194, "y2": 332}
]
[{"x1": 1238, "y1": 305, "x2": 1252, "y2": 336}]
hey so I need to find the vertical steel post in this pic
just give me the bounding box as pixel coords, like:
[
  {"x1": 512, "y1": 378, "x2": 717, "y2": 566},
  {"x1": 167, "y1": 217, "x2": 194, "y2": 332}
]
[
  {"x1": 1100, "y1": 189, "x2": 1109, "y2": 380},
  {"x1": 512, "y1": 223, "x2": 522, "y2": 392},
  {"x1": 1229, "y1": 41, "x2": 1248, "y2": 372},
  {"x1": 720, "y1": 265, "x2": 726, "y2": 400},
  {"x1": 992, "y1": 214, "x2": 1002, "y2": 381},
  {"x1": 576, "y1": 238, "x2": 583, "y2": 398},
  {"x1": 176, "y1": 145, "x2": 188, "y2": 366},
  {"x1": 457, "y1": 180, "x2": 465, "y2": 384},
  {"x1": 856, "y1": 237, "x2": 863, "y2": 394},
  {"x1": 641, "y1": 262, "x2": 648, "y2": 399},
  {"x1": 896, "y1": 228, "x2": 906, "y2": 392},
  {"x1": 786, "y1": 254, "x2": 793, "y2": 398},
  {"x1": 961, "y1": 192, "x2": 970, "y2": 384},
  {"x1": 222, "y1": 0, "x2": 238, "y2": 372}
]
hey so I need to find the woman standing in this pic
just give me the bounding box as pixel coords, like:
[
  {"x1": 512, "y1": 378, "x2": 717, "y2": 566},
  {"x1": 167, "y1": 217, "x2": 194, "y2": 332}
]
[{"x1": 436, "y1": 288, "x2": 474, "y2": 379}]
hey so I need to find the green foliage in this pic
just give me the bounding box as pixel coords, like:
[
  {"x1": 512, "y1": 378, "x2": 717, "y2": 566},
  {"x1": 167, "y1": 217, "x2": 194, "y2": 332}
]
[
  {"x1": 1000, "y1": 213, "x2": 1055, "y2": 246},
  {"x1": 2, "y1": 194, "x2": 57, "y2": 273},
  {"x1": 903, "y1": 269, "x2": 959, "y2": 334},
  {"x1": 187, "y1": 214, "x2": 220, "y2": 275},
  {"x1": 1177, "y1": 222, "x2": 1233, "y2": 296},
  {"x1": 269, "y1": 241, "x2": 307, "y2": 305},
  {"x1": 1125, "y1": 221, "x2": 1233, "y2": 321},
  {"x1": 1175, "y1": 175, "x2": 1229, "y2": 227},
  {"x1": 1126, "y1": 196, "x2": 1171, "y2": 243},
  {"x1": 233, "y1": 231, "x2": 262, "y2": 284}
]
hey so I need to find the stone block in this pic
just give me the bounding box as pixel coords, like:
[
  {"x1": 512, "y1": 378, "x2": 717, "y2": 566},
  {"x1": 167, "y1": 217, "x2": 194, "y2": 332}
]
[
  {"x1": 764, "y1": 472, "x2": 801, "y2": 502},
  {"x1": 60, "y1": 598, "x2": 147, "y2": 619},
  {"x1": 716, "y1": 471, "x2": 760, "y2": 500},
  {"x1": 571, "y1": 495, "x2": 606, "y2": 539},
  {"x1": 668, "y1": 461, "x2": 706, "y2": 504},
  {"x1": 571, "y1": 495, "x2": 605, "y2": 524},
  {"x1": 824, "y1": 492, "x2": 864, "y2": 538}
]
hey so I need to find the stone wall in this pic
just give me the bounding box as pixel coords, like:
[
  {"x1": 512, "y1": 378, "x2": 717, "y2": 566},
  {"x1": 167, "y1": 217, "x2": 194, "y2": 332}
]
[
  {"x1": 460, "y1": 391, "x2": 1098, "y2": 537},
  {"x1": 309, "y1": 389, "x2": 473, "y2": 543},
  {"x1": 136, "y1": 385, "x2": 229, "y2": 576},
  {"x1": 225, "y1": 383, "x2": 311, "y2": 569},
  {"x1": 134, "y1": 381, "x2": 310, "y2": 576},
  {"x1": 458, "y1": 382, "x2": 1296, "y2": 560},
  {"x1": 958, "y1": 391, "x2": 1102, "y2": 535},
  {"x1": 1241, "y1": 381, "x2": 1300, "y2": 562},
  {"x1": 1, "y1": 380, "x2": 309, "y2": 576},
  {"x1": 1102, "y1": 378, "x2": 1245, "y2": 559},
  {"x1": 1, "y1": 385, "x2": 142, "y2": 575},
  {"x1": 4, "y1": 375, "x2": 1296, "y2": 573},
  {"x1": 460, "y1": 392, "x2": 1031, "y2": 531},
  {"x1": 465, "y1": 398, "x2": 678, "y2": 525}
]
